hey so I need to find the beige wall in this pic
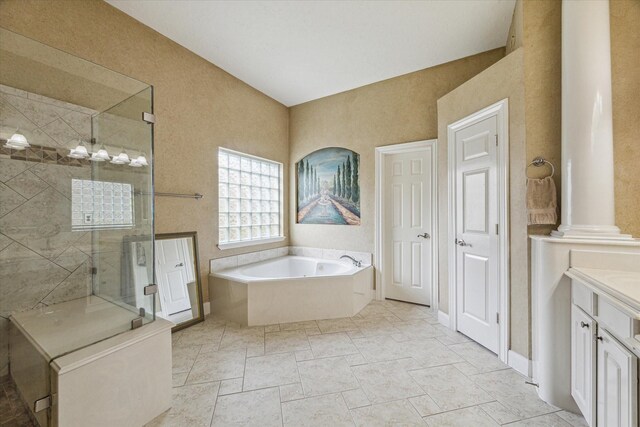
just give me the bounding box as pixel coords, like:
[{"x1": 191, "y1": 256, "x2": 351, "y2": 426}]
[
  {"x1": 436, "y1": 49, "x2": 527, "y2": 356},
  {"x1": 522, "y1": 0, "x2": 640, "y2": 237},
  {"x1": 522, "y1": 0, "x2": 562, "y2": 238},
  {"x1": 505, "y1": 0, "x2": 523, "y2": 55},
  {"x1": 289, "y1": 49, "x2": 505, "y2": 255},
  {"x1": 611, "y1": 0, "x2": 640, "y2": 237},
  {"x1": 0, "y1": 0, "x2": 290, "y2": 304}
]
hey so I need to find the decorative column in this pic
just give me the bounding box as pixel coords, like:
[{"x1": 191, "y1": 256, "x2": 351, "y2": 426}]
[{"x1": 552, "y1": 0, "x2": 631, "y2": 239}]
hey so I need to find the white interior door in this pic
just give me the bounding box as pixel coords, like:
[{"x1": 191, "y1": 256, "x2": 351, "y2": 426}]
[
  {"x1": 454, "y1": 115, "x2": 499, "y2": 353},
  {"x1": 156, "y1": 238, "x2": 192, "y2": 315},
  {"x1": 384, "y1": 149, "x2": 433, "y2": 305}
]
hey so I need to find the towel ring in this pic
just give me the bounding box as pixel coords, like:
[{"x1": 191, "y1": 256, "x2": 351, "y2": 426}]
[{"x1": 526, "y1": 157, "x2": 555, "y2": 178}]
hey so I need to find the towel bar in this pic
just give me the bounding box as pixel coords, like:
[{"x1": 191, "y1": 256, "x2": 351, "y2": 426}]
[{"x1": 526, "y1": 157, "x2": 555, "y2": 178}]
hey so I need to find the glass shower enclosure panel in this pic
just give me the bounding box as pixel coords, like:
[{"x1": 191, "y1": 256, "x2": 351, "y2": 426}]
[
  {"x1": 90, "y1": 88, "x2": 155, "y2": 324},
  {"x1": 0, "y1": 27, "x2": 155, "y2": 426}
]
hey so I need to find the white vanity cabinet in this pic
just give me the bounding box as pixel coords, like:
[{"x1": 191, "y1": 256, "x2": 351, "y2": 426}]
[
  {"x1": 571, "y1": 304, "x2": 596, "y2": 425},
  {"x1": 597, "y1": 329, "x2": 638, "y2": 427},
  {"x1": 569, "y1": 274, "x2": 639, "y2": 427}
]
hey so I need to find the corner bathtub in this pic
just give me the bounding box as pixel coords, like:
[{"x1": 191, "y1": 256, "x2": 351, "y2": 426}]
[{"x1": 209, "y1": 256, "x2": 373, "y2": 326}]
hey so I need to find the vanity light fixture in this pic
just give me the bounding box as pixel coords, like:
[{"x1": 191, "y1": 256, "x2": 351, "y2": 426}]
[
  {"x1": 3, "y1": 129, "x2": 30, "y2": 150},
  {"x1": 68, "y1": 140, "x2": 89, "y2": 159}
]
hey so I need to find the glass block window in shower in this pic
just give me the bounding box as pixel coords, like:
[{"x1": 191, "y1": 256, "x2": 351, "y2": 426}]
[
  {"x1": 218, "y1": 148, "x2": 283, "y2": 248},
  {"x1": 71, "y1": 179, "x2": 134, "y2": 230}
]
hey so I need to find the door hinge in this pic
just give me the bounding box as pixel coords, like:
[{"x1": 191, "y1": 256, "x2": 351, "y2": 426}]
[
  {"x1": 496, "y1": 313, "x2": 500, "y2": 324},
  {"x1": 495, "y1": 224, "x2": 499, "y2": 235},
  {"x1": 495, "y1": 134, "x2": 498, "y2": 146}
]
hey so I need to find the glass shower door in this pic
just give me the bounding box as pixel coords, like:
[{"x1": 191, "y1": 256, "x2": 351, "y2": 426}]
[
  {"x1": 89, "y1": 86, "x2": 155, "y2": 328},
  {"x1": 0, "y1": 27, "x2": 157, "y2": 426}
]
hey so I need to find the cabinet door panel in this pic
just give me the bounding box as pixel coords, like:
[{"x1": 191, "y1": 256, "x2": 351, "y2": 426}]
[
  {"x1": 597, "y1": 329, "x2": 638, "y2": 427},
  {"x1": 571, "y1": 304, "x2": 596, "y2": 426}
]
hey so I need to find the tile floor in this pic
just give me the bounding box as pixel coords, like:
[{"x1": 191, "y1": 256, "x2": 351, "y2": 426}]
[
  {"x1": 0, "y1": 375, "x2": 33, "y2": 427},
  {"x1": 148, "y1": 299, "x2": 588, "y2": 427}
]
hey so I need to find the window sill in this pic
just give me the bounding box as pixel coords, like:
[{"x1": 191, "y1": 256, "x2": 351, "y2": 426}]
[{"x1": 217, "y1": 236, "x2": 286, "y2": 250}]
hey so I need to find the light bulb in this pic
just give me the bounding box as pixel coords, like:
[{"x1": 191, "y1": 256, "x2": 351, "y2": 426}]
[
  {"x1": 135, "y1": 154, "x2": 148, "y2": 166},
  {"x1": 115, "y1": 149, "x2": 130, "y2": 164},
  {"x1": 68, "y1": 141, "x2": 89, "y2": 159},
  {"x1": 90, "y1": 152, "x2": 106, "y2": 162},
  {"x1": 91, "y1": 145, "x2": 110, "y2": 161},
  {"x1": 3, "y1": 141, "x2": 27, "y2": 151},
  {"x1": 7, "y1": 130, "x2": 31, "y2": 150},
  {"x1": 5, "y1": 130, "x2": 30, "y2": 150}
]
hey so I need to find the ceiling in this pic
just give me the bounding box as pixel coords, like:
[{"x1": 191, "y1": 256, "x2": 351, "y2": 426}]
[{"x1": 107, "y1": 0, "x2": 516, "y2": 107}]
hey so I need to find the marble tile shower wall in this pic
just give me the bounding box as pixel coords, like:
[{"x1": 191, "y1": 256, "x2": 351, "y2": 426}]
[{"x1": 0, "y1": 84, "x2": 97, "y2": 376}]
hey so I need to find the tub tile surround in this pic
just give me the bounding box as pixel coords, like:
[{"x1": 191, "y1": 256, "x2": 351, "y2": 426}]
[
  {"x1": 209, "y1": 246, "x2": 372, "y2": 273},
  {"x1": 148, "y1": 299, "x2": 588, "y2": 427},
  {"x1": 290, "y1": 246, "x2": 373, "y2": 266},
  {"x1": 210, "y1": 247, "x2": 288, "y2": 272}
]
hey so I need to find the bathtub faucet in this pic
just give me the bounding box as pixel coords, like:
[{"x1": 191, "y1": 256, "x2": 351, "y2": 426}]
[{"x1": 340, "y1": 255, "x2": 362, "y2": 267}]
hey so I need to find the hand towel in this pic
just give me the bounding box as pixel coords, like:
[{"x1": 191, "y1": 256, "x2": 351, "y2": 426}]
[{"x1": 526, "y1": 176, "x2": 557, "y2": 225}]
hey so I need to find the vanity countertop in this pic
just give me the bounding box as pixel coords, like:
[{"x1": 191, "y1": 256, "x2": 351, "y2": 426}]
[{"x1": 567, "y1": 267, "x2": 640, "y2": 313}]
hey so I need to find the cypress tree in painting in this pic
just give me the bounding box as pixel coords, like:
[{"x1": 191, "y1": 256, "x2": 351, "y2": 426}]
[
  {"x1": 301, "y1": 160, "x2": 306, "y2": 200},
  {"x1": 304, "y1": 162, "x2": 313, "y2": 199},
  {"x1": 336, "y1": 165, "x2": 341, "y2": 197},
  {"x1": 298, "y1": 159, "x2": 305, "y2": 204},
  {"x1": 352, "y1": 154, "x2": 359, "y2": 203},
  {"x1": 345, "y1": 156, "x2": 352, "y2": 200},
  {"x1": 307, "y1": 161, "x2": 311, "y2": 200},
  {"x1": 341, "y1": 162, "x2": 345, "y2": 198}
]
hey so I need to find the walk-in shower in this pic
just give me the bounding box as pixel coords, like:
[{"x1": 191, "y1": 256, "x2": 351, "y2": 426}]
[{"x1": 0, "y1": 28, "x2": 171, "y2": 426}]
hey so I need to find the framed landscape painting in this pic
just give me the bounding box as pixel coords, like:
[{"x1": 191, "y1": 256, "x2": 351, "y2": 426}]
[{"x1": 296, "y1": 147, "x2": 360, "y2": 225}]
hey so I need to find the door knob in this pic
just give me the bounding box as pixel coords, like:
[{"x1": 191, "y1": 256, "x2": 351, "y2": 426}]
[
  {"x1": 455, "y1": 238, "x2": 470, "y2": 247},
  {"x1": 417, "y1": 233, "x2": 430, "y2": 239},
  {"x1": 175, "y1": 262, "x2": 184, "y2": 267}
]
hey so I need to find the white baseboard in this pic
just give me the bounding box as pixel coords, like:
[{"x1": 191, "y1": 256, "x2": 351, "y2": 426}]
[
  {"x1": 437, "y1": 310, "x2": 450, "y2": 327},
  {"x1": 508, "y1": 350, "x2": 531, "y2": 377},
  {"x1": 203, "y1": 302, "x2": 211, "y2": 316}
]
